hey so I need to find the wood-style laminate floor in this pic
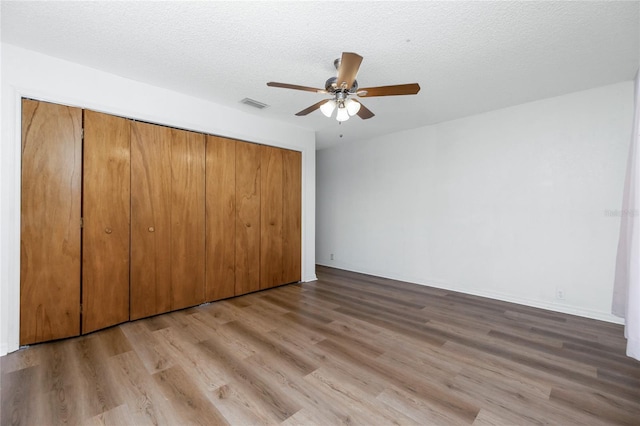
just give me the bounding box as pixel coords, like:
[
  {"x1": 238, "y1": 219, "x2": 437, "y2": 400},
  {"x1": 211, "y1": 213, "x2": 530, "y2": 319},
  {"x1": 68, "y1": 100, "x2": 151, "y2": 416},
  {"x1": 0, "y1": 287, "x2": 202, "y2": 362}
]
[{"x1": 2, "y1": 266, "x2": 639, "y2": 425}]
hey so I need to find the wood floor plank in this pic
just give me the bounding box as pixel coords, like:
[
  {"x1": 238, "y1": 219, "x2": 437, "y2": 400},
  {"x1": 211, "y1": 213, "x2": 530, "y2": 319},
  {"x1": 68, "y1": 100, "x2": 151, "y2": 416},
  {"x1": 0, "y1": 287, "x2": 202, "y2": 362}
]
[
  {"x1": 2, "y1": 265, "x2": 638, "y2": 425},
  {"x1": 199, "y1": 335, "x2": 301, "y2": 422},
  {"x1": 119, "y1": 321, "x2": 175, "y2": 374},
  {"x1": 1, "y1": 365, "x2": 42, "y2": 425},
  {"x1": 241, "y1": 354, "x2": 358, "y2": 425},
  {"x1": 153, "y1": 365, "x2": 229, "y2": 425},
  {"x1": 303, "y1": 368, "x2": 421, "y2": 425},
  {"x1": 550, "y1": 385, "x2": 640, "y2": 426},
  {"x1": 154, "y1": 326, "x2": 229, "y2": 390},
  {"x1": 267, "y1": 328, "x2": 390, "y2": 398},
  {"x1": 84, "y1": 404, "x2": 137, "y2": 426},
  {"x1": 222, "y1": 321, "x2": 318, "y2": 376},
  {"x1": 189, "y1": 312, "x2": 259, "y2": 359},
  {"x1": 448, "y1": 370, "x2": 602, "y2": 426},
  {"x1": 314, "y1": 338, "x2": 481, "y2": 424},
  {"x1": 107, "y1": 350, "x2": 178, "y2": 425},
  {"x1": 69, "y1": 335, "x2": 123, "y2": 418},
  {"x1": 376, "y1": 384, "x2": 478, "y2": 425},
  {"x1": 208, "y1": 381, "x2": 280, "y2": 425}
]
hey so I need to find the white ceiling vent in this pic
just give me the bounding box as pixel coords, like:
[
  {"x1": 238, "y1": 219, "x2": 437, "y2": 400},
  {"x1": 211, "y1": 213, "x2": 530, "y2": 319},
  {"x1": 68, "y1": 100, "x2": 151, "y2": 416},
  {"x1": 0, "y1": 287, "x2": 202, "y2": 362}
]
[{"x1": 240, "y1": 98, "x2": 269, "y2": 109}]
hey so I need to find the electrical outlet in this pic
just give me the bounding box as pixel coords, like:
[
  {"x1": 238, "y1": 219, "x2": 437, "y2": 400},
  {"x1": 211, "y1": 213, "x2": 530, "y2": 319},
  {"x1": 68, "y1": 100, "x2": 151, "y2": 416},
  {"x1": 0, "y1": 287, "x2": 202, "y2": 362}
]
[
  {"x1": 330, "y1": 253, "x2": 334, "y2": 260},
  {"x1": 556, "y1": 287, "x2": 565, "y2": 300}
]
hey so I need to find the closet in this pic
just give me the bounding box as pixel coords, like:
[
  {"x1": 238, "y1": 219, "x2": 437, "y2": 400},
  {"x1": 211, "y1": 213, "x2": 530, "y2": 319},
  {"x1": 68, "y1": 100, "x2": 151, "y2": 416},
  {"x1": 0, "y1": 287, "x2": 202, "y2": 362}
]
[{"x1": 20, "y1": 99, "x2": 302, "y2": 345}]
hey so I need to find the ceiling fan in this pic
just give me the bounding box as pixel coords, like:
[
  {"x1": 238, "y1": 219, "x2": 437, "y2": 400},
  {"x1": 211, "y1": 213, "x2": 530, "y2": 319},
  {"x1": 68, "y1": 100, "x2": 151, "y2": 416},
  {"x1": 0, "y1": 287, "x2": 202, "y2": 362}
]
[{"x1": 267, "y1": 52, "x2": 420, "y2": 122}]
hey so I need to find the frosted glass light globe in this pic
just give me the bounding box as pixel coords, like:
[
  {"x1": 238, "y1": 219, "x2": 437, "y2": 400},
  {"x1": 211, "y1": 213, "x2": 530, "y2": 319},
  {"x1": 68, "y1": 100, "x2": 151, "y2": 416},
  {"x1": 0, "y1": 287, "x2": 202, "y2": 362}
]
[
  {"x1": 345, "y1": 99, "x2": 361, "y2": 116},
  {"x1": 336, "y1": 106, "x2": 350, "y2": 122},
  {"x1": 320, "y1": 100, "x2": 336, "y2": 117}
]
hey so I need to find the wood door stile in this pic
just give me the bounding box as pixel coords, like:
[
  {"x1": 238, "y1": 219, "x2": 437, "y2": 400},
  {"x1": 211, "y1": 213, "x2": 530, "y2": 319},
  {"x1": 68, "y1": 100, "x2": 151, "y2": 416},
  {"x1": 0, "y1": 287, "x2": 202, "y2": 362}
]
[
  {"x1": 205, "y1": 136, "x2": 236, "y2": 301},
  {"x1": 20, "y1": 99, "x2": 82, "y2": 345},
  {"x1": 282, "y1": 150, "x2": 302, "y2": 284},
  {"x1": 170, "y1": 129, "x2": 206, "y2": 310},
  {"x1": 130, "y1": 121, "x2": 172, "y2": 320},
  {"x1": 235, "y1": 142, "x2": 261, "y2": 295},
  {"x1": 82, "y1": 110, "x2": 131, "y2": 333},
  {"x1": 260, "y1": 145, "x2": 284, "y2": 289}
]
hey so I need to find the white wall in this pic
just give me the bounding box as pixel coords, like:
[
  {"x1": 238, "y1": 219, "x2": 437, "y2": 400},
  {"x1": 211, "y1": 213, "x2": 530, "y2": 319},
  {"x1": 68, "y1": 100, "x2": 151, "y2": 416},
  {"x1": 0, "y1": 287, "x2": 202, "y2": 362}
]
[
  {"x1": 0, "y1": 44, "x2": 317, "y2": 355},
  {"x1": 317, "y1": 82, "x2": 633, "y2": 323}
]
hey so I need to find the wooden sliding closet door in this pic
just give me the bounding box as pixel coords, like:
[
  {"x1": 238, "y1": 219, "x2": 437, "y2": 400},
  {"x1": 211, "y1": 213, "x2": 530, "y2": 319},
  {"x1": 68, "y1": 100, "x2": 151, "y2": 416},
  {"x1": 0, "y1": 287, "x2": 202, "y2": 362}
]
[
  {"x1": 130, "y1": 121, "x2": 172, "y2": 320},
  {"x1": 235, "y1": 142, "x2": 261, "y2": 295},
  {"x1": 20, "y1": 99, "x2": 82, "y2": 345},
  {"x1": 82, "y1": 110, "x2": 131, "y2": 333},
  {"x1": 282, "y1": 150, "x2": 302, "y2": 284},
  {"x1": 260, "y1": 146, "x2": 284, "y2": 289},
  {"x1": 205, "y1": 136, "x2": 236, "y2": 301},
  {"x1": 170, "y1": 129, "x2": 205, "y2": 310}
]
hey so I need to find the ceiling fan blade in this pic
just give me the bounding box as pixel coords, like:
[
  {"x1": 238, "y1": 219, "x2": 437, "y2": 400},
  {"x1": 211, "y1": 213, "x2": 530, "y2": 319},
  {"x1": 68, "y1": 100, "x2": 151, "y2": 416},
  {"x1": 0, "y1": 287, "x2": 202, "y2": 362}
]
[
  {"x1": 358, "y1": 83, "x2": 420, "y2": 97},
  {"x1": 295, "y1": 99, "x2": 329, "y2": 116},
  {"x1": 336, "y1": 52, "x2": 363, "y2": 90},
  {"x1": 354, "y1": 100, "x2": 375, "y2": 120},
  {"x1": 267, "y1": 82, "x2": 326, "y2": 94}
]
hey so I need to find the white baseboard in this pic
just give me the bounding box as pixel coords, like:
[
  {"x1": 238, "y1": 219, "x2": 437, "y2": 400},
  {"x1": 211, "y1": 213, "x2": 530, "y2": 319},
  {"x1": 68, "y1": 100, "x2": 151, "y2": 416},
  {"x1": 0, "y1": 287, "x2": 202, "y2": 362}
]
[
  {"x1": 316, "y1": 261, "x2": 624, "y2": 325},
  {"x1": 303, "y1": 274, "x2": 318, "y2": 283}
]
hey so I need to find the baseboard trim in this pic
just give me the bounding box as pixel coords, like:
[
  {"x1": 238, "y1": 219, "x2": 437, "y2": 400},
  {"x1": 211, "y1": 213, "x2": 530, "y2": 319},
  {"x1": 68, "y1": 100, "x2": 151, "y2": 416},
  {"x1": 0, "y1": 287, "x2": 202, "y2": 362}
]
[
  {"x1": 303, "y1": 274, "x2": 318, "y2": 283},
  {"x1": 316, "y1": 261, "x2": 624, "y2": 325}
]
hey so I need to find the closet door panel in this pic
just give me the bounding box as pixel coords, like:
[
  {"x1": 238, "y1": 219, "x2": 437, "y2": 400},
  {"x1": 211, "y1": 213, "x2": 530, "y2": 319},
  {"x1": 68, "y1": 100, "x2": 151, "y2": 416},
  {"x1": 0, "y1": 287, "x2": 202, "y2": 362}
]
[
  {"x1": 205, "y1": 136, "x2": 236, "y2": 301},
  {"x1": 282, "y1": 150, "x2": 302, "y2": 284},
  {"x1": 130, "y1": 121, "x2": 172, "y2": 320},
  {"x1": 235, "y1": 142, "x2": 261, "y2": 295},
  {"x1": 20, "y1": 99, "x2": 82, "y2": 345},
  {"x1": 82, "y1": 110, "x2": 131, "y2": 333},
  {"x1": 260, "y1": 146, "x2": 283, "y2": 289},
  {"x1": 170, "y1": 129, "x2": 206, "y2": 310}
]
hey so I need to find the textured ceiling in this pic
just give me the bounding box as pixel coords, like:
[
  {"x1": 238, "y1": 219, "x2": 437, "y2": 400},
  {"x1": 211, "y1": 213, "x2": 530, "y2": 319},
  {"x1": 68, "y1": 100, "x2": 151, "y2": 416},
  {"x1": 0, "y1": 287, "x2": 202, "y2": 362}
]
[{"x1": 2, "y1": 1, "x2": 639, "y2": 149}]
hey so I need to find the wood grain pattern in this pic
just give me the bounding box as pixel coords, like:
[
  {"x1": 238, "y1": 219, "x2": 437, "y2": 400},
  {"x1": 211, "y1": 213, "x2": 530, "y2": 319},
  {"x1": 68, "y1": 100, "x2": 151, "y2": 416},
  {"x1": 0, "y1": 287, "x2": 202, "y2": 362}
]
[
  {"x1": 170, "y1": 129, "x2": 206, "y2": 310},
  {"x1": 4, "y1": 265, "x2": 638, "y2": 425},
  {"x1": 205, "y1": 136, "x2": 236, "y2": 301},
  {"x1": 282, "y1": 149, "x2": 302, "y2": 284},
  {"x1": 20, "y1": 99, "x2": 82, "y2": 345},
  {"x1": 130, "y1": 121, "x2": 172, "y2": 320},
  {"x1": 260, "y1": 145, "x2": 284, "y2": 290},
  {"x1": 235, "y1": 141, "x2": 261, "y2": 296},
  {"x1": 82, "y1": 110, "x2": 131, "y2": 334}
]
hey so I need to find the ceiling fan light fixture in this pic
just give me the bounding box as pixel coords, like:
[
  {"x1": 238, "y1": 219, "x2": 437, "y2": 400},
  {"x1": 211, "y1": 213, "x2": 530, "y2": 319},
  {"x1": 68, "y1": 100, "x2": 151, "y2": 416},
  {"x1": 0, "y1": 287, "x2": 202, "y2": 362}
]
[
  {"x1": 267, "y1": 52, "x2": 417, "y2": 121},
  {"x1": 345, "y1": 98, "x2": 361, "y2": 116},
  {"x1": 336, "y1": 105, "x2": 350, "y2": 122},
  {"x1": 320, "y1": 99, "x2": 336, "y2": 117}
]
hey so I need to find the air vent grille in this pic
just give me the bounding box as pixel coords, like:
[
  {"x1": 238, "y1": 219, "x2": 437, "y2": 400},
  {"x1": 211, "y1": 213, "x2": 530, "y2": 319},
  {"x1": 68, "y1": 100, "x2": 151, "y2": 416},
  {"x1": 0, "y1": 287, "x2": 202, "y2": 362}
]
[{"x1": 240, "y1": 98, "x2": 269, "y2": 109}]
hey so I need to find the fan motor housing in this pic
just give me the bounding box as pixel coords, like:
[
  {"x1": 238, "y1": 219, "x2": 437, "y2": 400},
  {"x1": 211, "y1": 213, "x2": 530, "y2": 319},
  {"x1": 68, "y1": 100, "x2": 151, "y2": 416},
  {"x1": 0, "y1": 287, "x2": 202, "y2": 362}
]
[{"x1": 325, "y1": 77, "x2": 358, "y2": 93}]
